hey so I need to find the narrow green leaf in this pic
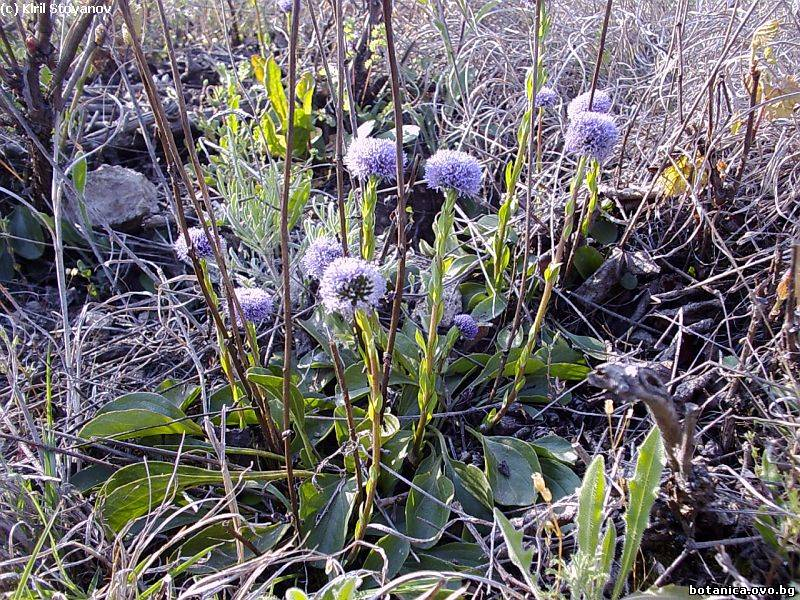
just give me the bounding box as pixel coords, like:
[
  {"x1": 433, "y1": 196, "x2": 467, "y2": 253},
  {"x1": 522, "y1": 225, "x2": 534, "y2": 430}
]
[
  {"x1": 99, "y1": 462, "x2": 298, "y2": 532},
  {"x1": 612, "y1": 427, "x2": 665, "y2": 599},
  {"x1": 299, "y1": 475, "x2": 357, "y2": 556},
  {"x1": 265, "y1": 56, "x2": 288, "y2": 123},
  {"x1": 8, "y1": 206, "x2": 45, "y2": 260},
  {"x1": 406, "y1": 464, "x2": 454, "y2": 549},
  {"x1": 573, "y1": 246, "x2": 604, "y2": 279},
  {"x1": 78, "y1": 409, "x2": 204, "y2": 440},
  {"x1": 577, "y1": 455, "x2": 605, "y2": 556},
  {"x1": 493, "y1": 508, "x2": 536, "y2": 590},
  {"x1": 73, "y1": 155, "x2": 87, "y2": 194},
  {"x1": 600, "y1": 521, "x2": 617, "y2": 584},
  {"x1": 363, "y1": 534, "x2": 410, "y2": 579}
]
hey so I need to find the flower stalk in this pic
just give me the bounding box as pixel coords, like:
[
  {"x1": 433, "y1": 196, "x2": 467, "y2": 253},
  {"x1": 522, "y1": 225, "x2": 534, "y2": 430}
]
[
  {"x1": 486, "y1": 155, "x2": 588, "y2": 430},
  {"x1": 580, "y1": 160, "x2": 601, "y2": 237},
  {"x1": 361, "y1": 176, "x2": 379, "y2": 260},
  {"x1": 412, "y1": 187, "x2": 457, "y2": 462},
  {"x1": 279, "y1": 0, "x2": 301, "y2": 531},
  {"x1": 352, "y1": 310, "x2": 384, "y2": 543}
]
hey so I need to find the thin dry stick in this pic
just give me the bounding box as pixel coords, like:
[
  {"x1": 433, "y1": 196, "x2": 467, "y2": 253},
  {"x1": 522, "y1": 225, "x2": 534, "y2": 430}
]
[
  {"x1": 334, "y1": 0, "x2": 350, "y2": 254},
  {"x1": 280, "y1": 0, "x2": 302, "y2": 531},
  {"x1": 117, "y1": 0, "x2": 280, "y2": 454},
  {"x1": 586, "y1": 0, "x2": 613, "y2": 111},
  {"x1": 305, "y1": 0, "x2": 349, "y2": 253},
  {"x1": 379, "y1": 0, "x2": 408, "y2": 401},
  {"x1": 150, "y1": 0, "x2": 282, "y2": 452},
  {"x1": 731, "y1": 66, "x2": 760, "y2": 193}
]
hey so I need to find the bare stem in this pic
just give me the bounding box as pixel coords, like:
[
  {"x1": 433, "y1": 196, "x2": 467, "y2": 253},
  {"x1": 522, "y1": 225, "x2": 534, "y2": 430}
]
[
  {"x1": 487, "y1": 157, "x2": 588, "y2": 430},
  {"x1": 379, "y1": 0, "x2": 408, "y2": 401},
  {"x1": 280, "y1": 0, "x2": 303, "y2": 531},
  {"x1": 329, "y1": 339, "x2": 364, "y2": 494}
]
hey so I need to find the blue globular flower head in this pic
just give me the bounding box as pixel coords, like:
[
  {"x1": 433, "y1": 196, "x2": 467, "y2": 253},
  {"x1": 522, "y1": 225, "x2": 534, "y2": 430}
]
[
  {"x1": 344, "y1": 136, "x2": 405, "y2": 181},
  {"x1": 567, "y1": 89, "x2": 613, "y2": 120},
  {"x1": 535, "y1": 86, "x2": 559, "y2": 109},
  {"x1": 277, "y1": 0, "x2": 293, "y2": 12},
  {"x1": 424, "y1": 150, "x2": 484, "y2": 197},
  {"x1": 174, "y1": 226, "x2": 225, "y2": 262},
  {"x1": 564, "y1": 111, "x2": 619, "y2": 163},
  {"x1": 319, "y1": 257, "x2": 386, "y2": 316},
  {"x1": 302, "y1": 236, "x2": 344, "y2": 280},
  {"x1": 452, "y1": 313, "x2": 478, "y2": 340},
  {"x1": 232, "y1": 287, "x2": 275, "y2": 325}
]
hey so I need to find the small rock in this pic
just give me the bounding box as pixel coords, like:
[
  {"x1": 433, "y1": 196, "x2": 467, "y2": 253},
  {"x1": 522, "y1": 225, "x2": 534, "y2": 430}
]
[{"x1": 82, "y1": 165, "x2": 159, "y2": 230}]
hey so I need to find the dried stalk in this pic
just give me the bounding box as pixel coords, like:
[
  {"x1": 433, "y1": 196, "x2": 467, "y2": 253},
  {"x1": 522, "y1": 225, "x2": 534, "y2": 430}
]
[
  {"x1": 117, "y1": 0, "x2": 281, "y2": 453},
  {"x1": 379, "y1": 0, "x2": 409, "y2": 401},
  {"x1": 279, "y1": 0, "x2": 303, "y2": 530}
]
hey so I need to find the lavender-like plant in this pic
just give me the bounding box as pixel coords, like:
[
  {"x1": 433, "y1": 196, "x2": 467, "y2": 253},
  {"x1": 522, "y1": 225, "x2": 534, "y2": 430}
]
[
  {"x1": 564, "y1": 111, "x2": 619, "y2": 163},
  {"x1": 489, "y1": 100, "x2": 621, "y2": 429},
  {"x1": 424, "y1": 149, "x2": 483, "y2": 198},
  {"x1": 452, "y1": 313, "x2": 479, "y2": 340},
  {"x1": 564, "y1": 111, "x2": 619, "y2": 237},
  {"x1": 318, "y1": 255, "x2": 387, "y2": 546},
  {"x1": 535, "y1": 86, "x2": 559, "y2": 109},
  {"x1": 229, "y1": 287, "x2": 275, "y2": 325}
]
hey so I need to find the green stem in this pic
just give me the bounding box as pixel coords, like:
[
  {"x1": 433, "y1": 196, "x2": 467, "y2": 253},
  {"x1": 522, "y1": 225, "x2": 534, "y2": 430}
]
[
  {"x1": 412, "y1": 188, "x2": 456, "y2": 462},
  {"x1": 535, "y1": 106, "x2": 544, "y2": 172},
  {"x1": 353, "y1": 311, "x2": 383, "y2": 543},
  {"x1": 491, "y1": 108, "x2": 531, "y2": 293},
  {"x1": 361, "y1": 176, "x2": 378, "y2": 260},
  {"x1": 487, "y1": 156, "x2": 588, "y2": 430},
  {"x1": 580, "y1": 159, "x2": 601, "y2": 237}
]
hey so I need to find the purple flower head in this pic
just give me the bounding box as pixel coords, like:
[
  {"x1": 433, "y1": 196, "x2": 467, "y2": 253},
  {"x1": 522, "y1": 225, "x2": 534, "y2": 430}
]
[
  {"x1": 277, "y1": 0, "x2": 293, "y2": 12},
  {"x1": 344, "y1": 136, "x2": 405, "y2": 181},
  {"x1": 564, "y1": 111, "x2": 619, "y2": 163},
  {"x1": 302, "y1": 236, "x2": 344, "y2": 280},
  {"x1": 231, "y1": 287, "x2": 275, "y2": 325},
  {"x1": 424, "y1": 150, "x2": 483, "y2": 197},
  {"x1": 452, "y1": 313, "x2": 478, "y2": 340},
  {"x1": 174, "y1": 226, "x2": 225, "y2": 262},
  {"x1": 535, "y1": 86, "x2": 559, "y2": 109},
  {"x1": 567, "y1": 90, "x2": 613, "y2": 120},
  {"x1": 319, "y1": 257, "x2": 386, "y2": 316}
]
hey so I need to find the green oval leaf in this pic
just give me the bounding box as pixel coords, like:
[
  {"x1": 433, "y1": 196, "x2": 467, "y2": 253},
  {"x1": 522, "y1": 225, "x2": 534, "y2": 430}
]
[
  {"x1": 405, "y1": 464, "x2": 454, "y2": 549},
  {"x1": 480, "y1": 435, "x2": 541, "y2": 506}
]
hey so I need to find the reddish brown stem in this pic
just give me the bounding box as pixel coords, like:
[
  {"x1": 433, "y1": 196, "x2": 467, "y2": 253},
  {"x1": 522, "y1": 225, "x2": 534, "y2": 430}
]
[
  {"x1": 378, "y1": 0, "x2": 408, "y2": 402},
  {"x1": 279, "y1": 0, "x2": 303, "y2": 531}
]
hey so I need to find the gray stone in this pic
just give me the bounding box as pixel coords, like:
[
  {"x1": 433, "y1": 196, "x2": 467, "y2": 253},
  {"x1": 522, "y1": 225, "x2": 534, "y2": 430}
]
[{"x1": 82, "y1": 165, "x2": 159, "y2": 229}]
